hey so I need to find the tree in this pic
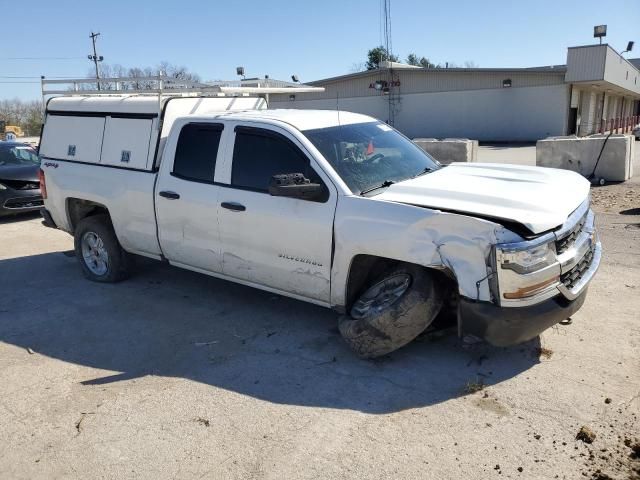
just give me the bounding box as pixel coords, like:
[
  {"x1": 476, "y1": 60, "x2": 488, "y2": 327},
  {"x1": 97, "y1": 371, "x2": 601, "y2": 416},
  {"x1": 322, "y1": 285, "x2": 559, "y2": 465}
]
[
  {"x1": 87, "y1": 62, "x2": 201, "y2": 90},
  {"x1": 366, "y1": 46, "x2": 398, "y2": 70},
  {"x1": 0, "y1": 99, "x2": 42, "y2": 136},
  {"x1": 406, "y1": 53, "x2": 420, "y2": 66}
]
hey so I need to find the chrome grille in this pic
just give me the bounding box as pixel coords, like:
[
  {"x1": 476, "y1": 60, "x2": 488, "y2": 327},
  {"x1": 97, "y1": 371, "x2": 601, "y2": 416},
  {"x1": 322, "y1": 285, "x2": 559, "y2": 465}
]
[
  {"x1": 561, "y1": 245, "x2": 595, "y2": 289},
  {"x1": 556, "y1": 212, "x2": 587, "y2": 254}
]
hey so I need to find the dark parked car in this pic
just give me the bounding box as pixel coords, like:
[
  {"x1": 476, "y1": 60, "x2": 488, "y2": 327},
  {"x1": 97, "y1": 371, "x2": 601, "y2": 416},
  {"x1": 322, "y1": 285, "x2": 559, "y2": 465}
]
[{"x1": 0, "y1": 142, "x2": 42, "y2": 217}]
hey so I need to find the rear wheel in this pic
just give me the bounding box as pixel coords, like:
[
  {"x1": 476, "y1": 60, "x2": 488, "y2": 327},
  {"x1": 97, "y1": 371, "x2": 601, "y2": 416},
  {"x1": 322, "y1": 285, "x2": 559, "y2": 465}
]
[
  {"x1": 74, "y1": 215, "x2": 131, "y2": 282},
  {"x1": 339, "y1": 264, "x2": 443, "y2": 358}
]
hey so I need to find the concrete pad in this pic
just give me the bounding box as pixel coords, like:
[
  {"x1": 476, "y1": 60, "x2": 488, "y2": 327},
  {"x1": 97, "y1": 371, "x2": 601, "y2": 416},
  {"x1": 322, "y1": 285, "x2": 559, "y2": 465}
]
[
  {"x1": 2, "y1": 199, "x2": 640, "y2": 479},
  {"x1": 536, "y1": 134, "x2": 634, "y2": 182},
  {"x1": 477, "y1": 144, "x2": 536, "y2": 166},
  {"x1": 413, "y1": 138, "x2": 478, "y2": 164}
]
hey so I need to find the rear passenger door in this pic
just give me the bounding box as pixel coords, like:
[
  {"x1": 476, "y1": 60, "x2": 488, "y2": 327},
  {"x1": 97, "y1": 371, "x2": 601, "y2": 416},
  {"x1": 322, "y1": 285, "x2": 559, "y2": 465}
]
[
  {"x1": 155, "y1": 122, "x2": 225, "y2": 272},
  {"x1": 216, "y1": 124, "x2": 337, "y2": 303}
]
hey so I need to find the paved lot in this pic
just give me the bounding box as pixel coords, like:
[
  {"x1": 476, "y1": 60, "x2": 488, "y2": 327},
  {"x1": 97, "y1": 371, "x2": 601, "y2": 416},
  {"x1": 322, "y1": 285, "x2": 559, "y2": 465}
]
[{"x1": 1, "y1": 148, "x2": 639, "y2": 479}]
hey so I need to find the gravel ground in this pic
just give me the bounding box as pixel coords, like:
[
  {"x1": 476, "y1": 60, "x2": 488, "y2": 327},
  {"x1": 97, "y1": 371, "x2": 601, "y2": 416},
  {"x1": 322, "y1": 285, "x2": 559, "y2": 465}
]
[{"x1": 1, "y1": 147, "x2": 639, "y2": 480}]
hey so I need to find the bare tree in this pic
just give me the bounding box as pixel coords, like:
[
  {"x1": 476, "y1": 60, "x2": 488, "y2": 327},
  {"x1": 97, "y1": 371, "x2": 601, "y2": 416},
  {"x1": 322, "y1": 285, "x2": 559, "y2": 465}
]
[
  {"x1": 0, "y1": 99, "x2": 43, "y2": 136},
  {"x1": 87, "y1": 62, "x2": 201, "y2": 90}
]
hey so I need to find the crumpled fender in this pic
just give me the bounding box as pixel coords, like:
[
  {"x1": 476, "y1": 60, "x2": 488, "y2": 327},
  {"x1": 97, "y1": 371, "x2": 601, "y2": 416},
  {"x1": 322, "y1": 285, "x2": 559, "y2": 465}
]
[{"x1": 331, "y1": 196, "x2": 522, "y2": 307}]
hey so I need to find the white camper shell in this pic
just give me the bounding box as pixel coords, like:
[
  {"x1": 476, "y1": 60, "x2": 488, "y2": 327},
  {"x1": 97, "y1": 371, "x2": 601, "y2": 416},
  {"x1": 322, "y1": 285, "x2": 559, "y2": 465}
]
[{"x1": 40, "y1": 75, "x2": 323, "y2": 171}]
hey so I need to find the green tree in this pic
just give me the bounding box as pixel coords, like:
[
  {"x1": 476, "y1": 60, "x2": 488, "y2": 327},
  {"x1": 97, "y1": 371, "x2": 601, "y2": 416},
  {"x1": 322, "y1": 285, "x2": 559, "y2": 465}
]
[
  {"x1": 406, "y1": 53, "x2": 420, "y2": 66},
  {"x1": 419, "y1": 57, "x2": 435, "y2": 68},
  {"x1": 366, "y1": 46, "x2": 398, "y2": 70}
]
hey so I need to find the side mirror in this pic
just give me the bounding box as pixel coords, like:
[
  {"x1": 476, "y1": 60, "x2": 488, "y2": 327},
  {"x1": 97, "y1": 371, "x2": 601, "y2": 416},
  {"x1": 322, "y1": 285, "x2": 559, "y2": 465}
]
[{"x1": 269, "y1": 173, "x2": 323, "y2": 201}]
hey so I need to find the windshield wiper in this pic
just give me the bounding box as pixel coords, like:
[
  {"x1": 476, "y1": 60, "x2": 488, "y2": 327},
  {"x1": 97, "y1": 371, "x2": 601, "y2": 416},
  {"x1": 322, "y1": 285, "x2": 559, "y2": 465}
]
[
  {"x1": 359, "y1": 180, "x2": 395, "y2": 196},
  {"x1": 411, "y1": 167, "x2": 434, "y2": 178}
]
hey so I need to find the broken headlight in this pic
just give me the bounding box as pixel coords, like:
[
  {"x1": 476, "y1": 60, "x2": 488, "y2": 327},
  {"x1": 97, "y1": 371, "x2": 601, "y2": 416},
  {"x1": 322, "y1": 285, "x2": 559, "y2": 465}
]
[
  {"x1": 499, "y1": 241, "x2": 556, "y2": 274},
  {"x1": 496, "y1": 240, "x2": 560, "y2": 303}
]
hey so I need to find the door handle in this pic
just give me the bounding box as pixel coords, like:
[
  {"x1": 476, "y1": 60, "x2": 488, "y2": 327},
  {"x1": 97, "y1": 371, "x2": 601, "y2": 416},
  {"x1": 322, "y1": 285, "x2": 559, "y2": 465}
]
[
  {"x1": 221, "y1": 202, "x2": 246, "y2": 212},
  {"x1": 159, "y1": 191, "x2": 180, "y2": 200}
]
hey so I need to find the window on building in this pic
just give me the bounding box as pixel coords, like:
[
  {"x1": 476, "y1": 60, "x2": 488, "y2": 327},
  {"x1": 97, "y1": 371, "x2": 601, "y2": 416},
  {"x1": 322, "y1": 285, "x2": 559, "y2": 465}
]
[
  {"x1": 172, "y1": 123, "x2": 223, "y2": 182},
  {"x1": 231, "y1": 127, "x2": 324, "y2": 194}
]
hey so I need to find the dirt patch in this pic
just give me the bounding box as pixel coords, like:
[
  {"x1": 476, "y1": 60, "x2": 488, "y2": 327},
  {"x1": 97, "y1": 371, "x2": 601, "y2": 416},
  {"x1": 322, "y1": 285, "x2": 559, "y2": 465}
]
[
  {"x1": 463, "y1": 379, "x2": 485, "y2": 394},
  {"x1": 577, "y1": 426, "x2": 596, "y2": 444},
  {"x1": 194, "y1": 417, "x2": 210, "y2": 427},
  {"x1": 472, "y1": 397, "x2": 509, "y2": 417},
  {"x1": 625, "y1": 438, "x2": 640, "y2": 459},
  {"x1": 590, "y1": 182, "x2": 640, "y2": 214},
  {"x1": 536, "y1": 346, "x2": 553, "y2": 359}
]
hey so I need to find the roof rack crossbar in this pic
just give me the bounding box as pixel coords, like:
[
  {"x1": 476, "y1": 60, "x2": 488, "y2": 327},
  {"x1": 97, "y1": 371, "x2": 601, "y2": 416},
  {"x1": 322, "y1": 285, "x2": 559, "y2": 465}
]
[{"x1": 41, "y1": 75, "x2": 324, "y2": 97}]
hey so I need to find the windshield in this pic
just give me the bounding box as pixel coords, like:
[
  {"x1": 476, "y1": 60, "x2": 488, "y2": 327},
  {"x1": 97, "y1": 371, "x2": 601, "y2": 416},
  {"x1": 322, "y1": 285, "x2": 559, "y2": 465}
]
[
  {"x1": 303, "y1": 121, "x2": 440, "y2": 195},
  {"x1": 0, "y1": 145, "x2": 40, "y2": 166}
]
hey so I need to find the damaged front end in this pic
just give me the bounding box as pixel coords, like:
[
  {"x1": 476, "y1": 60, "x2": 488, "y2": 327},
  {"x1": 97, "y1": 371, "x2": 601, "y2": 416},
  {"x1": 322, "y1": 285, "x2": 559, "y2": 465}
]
[{"x1": 459, "y1": 199, "x2": 601, "y2": 346}]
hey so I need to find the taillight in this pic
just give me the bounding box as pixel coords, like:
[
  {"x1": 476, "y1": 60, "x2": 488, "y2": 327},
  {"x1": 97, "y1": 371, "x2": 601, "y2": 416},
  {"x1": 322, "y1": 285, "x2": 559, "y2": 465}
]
[{"x1": 38, "y1": 168, "x2": 47, "y2": 199}]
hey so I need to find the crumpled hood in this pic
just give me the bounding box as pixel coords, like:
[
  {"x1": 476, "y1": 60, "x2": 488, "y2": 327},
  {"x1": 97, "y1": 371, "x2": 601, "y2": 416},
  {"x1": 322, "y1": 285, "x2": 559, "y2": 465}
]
[
  {"x1": 375, "y1": 163, "x2": 590, "y2": 234},
  {"x1": 0, "y1": 165, "x2": 39, "y2": 183}
]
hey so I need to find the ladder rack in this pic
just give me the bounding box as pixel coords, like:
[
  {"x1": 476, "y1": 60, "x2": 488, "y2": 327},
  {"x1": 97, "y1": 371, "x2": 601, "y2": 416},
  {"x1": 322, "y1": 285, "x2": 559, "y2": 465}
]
[{"x1": 41, "y1": 75, "x2": 323, "y2": 108}]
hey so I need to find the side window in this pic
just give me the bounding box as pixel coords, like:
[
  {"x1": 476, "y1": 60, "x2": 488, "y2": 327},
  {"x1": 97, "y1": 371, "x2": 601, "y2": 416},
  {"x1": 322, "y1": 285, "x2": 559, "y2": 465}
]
[
  {"x1": 172, "y1": 123, "x2": 223, "y2": 182},
  {"x1": 231, "y1": 128, "x2": 323, "y2": 192}
]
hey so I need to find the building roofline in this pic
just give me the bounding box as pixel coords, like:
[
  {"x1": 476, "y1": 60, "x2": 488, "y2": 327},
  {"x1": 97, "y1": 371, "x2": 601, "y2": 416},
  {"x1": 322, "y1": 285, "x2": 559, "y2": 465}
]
[
  {"x1": 567, "y1": 43, "x2": 610, "y2": 50},
  {"x1": 307, "y1": 66, "x2": 567, "y2": 85}
]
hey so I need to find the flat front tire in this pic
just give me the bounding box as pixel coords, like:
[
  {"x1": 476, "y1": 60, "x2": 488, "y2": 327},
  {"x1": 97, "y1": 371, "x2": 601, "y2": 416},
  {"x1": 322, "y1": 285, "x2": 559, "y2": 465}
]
[
  {"x1": 339, "y1": 265, "x2": 443, "y2": 358},
  {"x1": 74, "y1": 215, "x2": 131, "y2": 282}
]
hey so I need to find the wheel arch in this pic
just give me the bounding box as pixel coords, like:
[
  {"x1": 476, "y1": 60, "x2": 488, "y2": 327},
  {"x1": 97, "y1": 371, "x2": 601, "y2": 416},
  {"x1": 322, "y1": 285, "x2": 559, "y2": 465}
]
[
  {"x1": 66, "y1": 198, "x2": 112, "y2": 233},
  {"x1": 343, "y1": 254, "x2": 457, "y2": 313}
]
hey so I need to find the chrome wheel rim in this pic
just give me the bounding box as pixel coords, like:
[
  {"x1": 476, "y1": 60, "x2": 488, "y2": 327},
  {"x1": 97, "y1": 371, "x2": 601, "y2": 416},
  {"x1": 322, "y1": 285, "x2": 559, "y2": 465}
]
[
  {"x1": 350, "y1": 273, "x2": 411, "y2": 319},
  {"x1": 81, "y1": 231, "x2": 109, "y2": 276}
]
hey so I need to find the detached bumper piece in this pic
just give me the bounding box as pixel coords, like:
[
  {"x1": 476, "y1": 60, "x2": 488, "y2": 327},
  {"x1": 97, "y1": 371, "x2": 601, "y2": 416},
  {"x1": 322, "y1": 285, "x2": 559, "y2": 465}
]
[{"x1": 459, "y1": 289, "x2": 587, "y2": 347}]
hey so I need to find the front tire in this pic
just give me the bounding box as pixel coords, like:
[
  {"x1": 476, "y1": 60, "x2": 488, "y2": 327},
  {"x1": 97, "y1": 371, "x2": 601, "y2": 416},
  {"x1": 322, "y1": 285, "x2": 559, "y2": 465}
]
[
  {"x1": 74, "y1": 215, "x2": 131, "y2": 282},
  {"x1": 339, "y1": 264, "x2": 443, "y2": 358}
]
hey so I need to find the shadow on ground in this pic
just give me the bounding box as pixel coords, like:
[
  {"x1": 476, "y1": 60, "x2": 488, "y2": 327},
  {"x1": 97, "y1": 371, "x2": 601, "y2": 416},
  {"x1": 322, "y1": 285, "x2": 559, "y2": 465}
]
[
  {"x1": 620, "y1": 208, "x2": 640, "y2": 215},
  {"x1": 0, "y1": 211, "x2": 41, "y2": 225},
  {"x1": 0, "y1": 251, "x2": 541, "y2": 414}
]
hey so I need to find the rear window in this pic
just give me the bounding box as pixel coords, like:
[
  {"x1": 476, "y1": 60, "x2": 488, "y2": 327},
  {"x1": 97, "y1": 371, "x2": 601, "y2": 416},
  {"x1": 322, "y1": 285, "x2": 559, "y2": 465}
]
[
  {"x1": 172, "y1": 124, "x2": 223, "y2": 182},
  {"x1": 0, "y1": 145, "x2": 40, "y2": 166}
]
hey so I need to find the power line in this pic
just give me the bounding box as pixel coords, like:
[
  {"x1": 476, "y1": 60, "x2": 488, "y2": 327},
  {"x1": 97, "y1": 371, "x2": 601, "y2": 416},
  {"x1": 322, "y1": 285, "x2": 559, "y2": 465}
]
[
  {"x1": 0, "y1": 56, "x2": 85, "y2": 60},
  {"x1": 0, "y1": 76, "x2": 74, "y2": 79},
  {"x1": 0, "y1": 81, "x2": 41, "y2": 84}
]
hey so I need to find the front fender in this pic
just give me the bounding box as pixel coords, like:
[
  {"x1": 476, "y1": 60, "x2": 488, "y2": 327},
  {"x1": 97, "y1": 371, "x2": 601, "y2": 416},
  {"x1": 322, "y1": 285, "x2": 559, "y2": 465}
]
[{"x1": 331, "y1": 196, "x2": 522, "y2": 307}]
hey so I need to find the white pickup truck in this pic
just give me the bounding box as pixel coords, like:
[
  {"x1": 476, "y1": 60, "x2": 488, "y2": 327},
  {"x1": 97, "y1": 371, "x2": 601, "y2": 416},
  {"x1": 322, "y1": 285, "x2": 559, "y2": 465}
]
[{"x1": 38, "y1": 88, "x2": 601, "y2": 357}]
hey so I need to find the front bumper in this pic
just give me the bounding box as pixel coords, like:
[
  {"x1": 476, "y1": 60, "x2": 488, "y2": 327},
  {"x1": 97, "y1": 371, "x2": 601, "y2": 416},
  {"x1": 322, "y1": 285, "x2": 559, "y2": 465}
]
[
  {"x1": 459, "y1": 288, "x2": 588, "y2": 346},
  {"x1": 461, "y1": 202, "x2": 602, "y2": 346},
  {"x1": 0, "y1": 189, "x2": 43, "y2": 216}
]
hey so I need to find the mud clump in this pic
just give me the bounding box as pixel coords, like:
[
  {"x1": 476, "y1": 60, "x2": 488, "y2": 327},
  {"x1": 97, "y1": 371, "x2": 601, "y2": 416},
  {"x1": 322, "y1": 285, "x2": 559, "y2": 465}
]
[
  {"x1": 591, "y1": 472, "x2": 614, "y2": 480},
  {"x1": 576, "y1": 426, "x2": 596, "y2": 444},
  {"x1": 625, "y1": 438, "x2": 640, "y2": 459}
]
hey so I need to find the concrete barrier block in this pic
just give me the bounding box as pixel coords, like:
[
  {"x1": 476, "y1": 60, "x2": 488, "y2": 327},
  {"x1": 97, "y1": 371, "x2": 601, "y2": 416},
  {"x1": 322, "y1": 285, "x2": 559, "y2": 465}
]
[
  {"x1": 412, "y1": 138, "x2": 479, "y2": 164},
  {"x1": 536, "y1": 134, "x2": 634, "y2": 182}
]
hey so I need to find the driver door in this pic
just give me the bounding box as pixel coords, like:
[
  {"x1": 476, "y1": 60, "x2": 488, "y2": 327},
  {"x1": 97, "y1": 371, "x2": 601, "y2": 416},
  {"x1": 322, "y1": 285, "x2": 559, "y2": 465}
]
[{"x1": 217, "y1": 124, "x2": 337, "y2": 303}]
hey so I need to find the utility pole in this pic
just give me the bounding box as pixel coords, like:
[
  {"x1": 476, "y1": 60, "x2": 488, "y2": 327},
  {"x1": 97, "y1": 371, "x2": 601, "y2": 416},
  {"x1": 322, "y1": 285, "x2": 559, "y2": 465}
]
[{"x1": 88, "y1": 32, "x2": 104, "y2": 90}]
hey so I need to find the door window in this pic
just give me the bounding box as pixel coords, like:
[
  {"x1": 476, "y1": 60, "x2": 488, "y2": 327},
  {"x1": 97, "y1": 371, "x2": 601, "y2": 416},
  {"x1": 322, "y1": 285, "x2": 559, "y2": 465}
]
[
  {"x1": 172, "y1": 123, "x2": 223, "y2": 182},
  {"x1": 231, "y1": 127, "x2": 324, "y2": 193}
]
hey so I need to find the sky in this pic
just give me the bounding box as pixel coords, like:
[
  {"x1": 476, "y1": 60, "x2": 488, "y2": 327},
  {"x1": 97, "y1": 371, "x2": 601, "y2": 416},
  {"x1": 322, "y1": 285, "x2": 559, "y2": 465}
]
[{"x1": 2, "y1": 0, "x2": 639, "y2": 100}]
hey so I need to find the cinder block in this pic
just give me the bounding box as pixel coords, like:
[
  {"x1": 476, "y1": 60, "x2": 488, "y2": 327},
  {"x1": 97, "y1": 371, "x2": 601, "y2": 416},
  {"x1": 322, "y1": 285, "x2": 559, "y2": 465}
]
[
  {"x1": 412, "y1": 138, "x2": 479, "y2": 164},
  {"x1": 536, "y1": 134, "x2": 634, "y2": 182}
]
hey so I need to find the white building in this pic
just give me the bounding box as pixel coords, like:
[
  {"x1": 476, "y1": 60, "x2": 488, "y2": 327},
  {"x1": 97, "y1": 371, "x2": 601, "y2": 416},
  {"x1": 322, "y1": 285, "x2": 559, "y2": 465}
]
[{"x1": 271, "y1": 44, "x2": 640, "y2": 142}]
